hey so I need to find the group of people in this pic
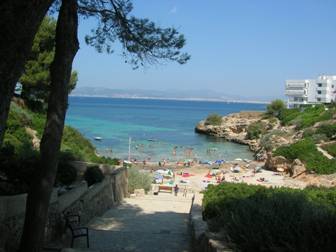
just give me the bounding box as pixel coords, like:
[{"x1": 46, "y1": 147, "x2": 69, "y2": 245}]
[{"x1": 173, "y1": 184, "x2": 188, "y2": 197}]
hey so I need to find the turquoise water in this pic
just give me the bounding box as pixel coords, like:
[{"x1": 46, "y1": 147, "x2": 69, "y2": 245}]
[{"x1": 66, "y1": 97, "x2": 266, "y2": 161}]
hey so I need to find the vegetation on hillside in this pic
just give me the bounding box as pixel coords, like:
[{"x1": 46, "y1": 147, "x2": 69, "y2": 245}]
[
  {"x1": 278, "y1": 104, "x2": 335, "y2": 129},
  {"x1": 273, "y1": 138, "x2": 336, "y2": 174},
  {"x1": 246, "y1": 121, "x2": 267, "y2": 139},
  {"x1": 322, "y1": 142, "x2": 336, "y2": 157},
  {"x1": 0, "y1": 101, "x2": 118, "y2": 193},
  {"x1": 203, "y1": 183, "x2": 336, "y2": 251},
  {"x1": 205, "y1": 113, "x2": 222, "y2": 126},
  {"x1": 257, "y1": 101, "x2": 336, "y2": 174}
]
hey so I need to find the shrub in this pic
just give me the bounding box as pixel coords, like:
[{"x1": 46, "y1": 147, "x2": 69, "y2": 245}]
[
  {"x1": 260, "y1": 130, "x2": 287, "y2": 151},
  {"x1": 246, "y1": 121, "x2": 267, "y2": 140},
  {"x1": 205, "y1": 113, "x2": 222, "y2": 126},
  {"x1": 278, "y1": 105, "x2": 334, "y2": 128},
  {"x1": 322, "y1": 143, "x2": 336, "y2": 157},
  {"x1": 84, "y1": 166, "x2": 104, "y2": 186},
  {"x1": 273, "y1": 138, "x2": 336, "y2": 174},
  {"x1": 316, "y1": 123, "x2": 336, "y2": 140},
  {"x1": 127, "y1": 167, "x2": 152, "y2": 193},
  {"x1": 266, "y1": 99, "x2": 285, "y2": 117},
  {"x1": 278, "y1": 108, "x2": 301, "y2": 125},
  {"x1": 56, "y1": 162, "x2": 78, "y2": 186},
  {"x1": 310, "y1": 133, "x2": 328, "y2": 143},
  {"x1": 293, "y1": 105, "x2": 332, "y2": 129},
  {"x1": 203, "y1": 183, "x2": 336, "y2": 252},
  {"x1": 302, "y1": 127, "x2": 316, "y2": 138}
]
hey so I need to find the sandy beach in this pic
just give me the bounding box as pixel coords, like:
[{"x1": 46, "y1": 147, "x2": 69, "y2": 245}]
[{"x1": 132, "y1": 160, "x2": 307, "y2": 193}]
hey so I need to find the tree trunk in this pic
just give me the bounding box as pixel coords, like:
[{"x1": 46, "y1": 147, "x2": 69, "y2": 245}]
[
  {"x1": 0, "y1": 0, "x2": 54, "y2": 146},
  {"x1": 19, "y1": 0, "x2": 79, "y2": 251}
]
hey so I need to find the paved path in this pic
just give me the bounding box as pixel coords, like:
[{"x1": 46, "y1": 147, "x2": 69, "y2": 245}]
[{"x1": 74, "y1": 194, "x2": 193, "y2": 252}]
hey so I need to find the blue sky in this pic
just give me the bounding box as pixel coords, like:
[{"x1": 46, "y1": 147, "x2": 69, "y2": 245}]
[{"x1": 73, "y1": 0, "x2": 336, "y2": 99}]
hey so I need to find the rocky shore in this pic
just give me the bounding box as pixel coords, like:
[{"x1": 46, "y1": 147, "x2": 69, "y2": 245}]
[
  {"x1": 195, "y1": 111, "x2": 336, "y2": 187},
  {"x1": 195, "y1": 111, "x2": 281, "y2": 159}
]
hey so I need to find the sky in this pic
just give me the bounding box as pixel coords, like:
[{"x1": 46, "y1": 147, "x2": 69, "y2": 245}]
[{"x1": 73, "y1": 0, "x2": 336, "y2": 99}]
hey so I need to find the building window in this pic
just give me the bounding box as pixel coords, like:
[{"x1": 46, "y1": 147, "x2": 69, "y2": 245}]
[
  {"x1": 317, "y1": 83, "x2": 322, "y2": 87},
  {"x1": 317, "y1": 90, "x2": 322, "y2": 94},
  {"x1": 317, "y1": 98, "x2": 321, "y2": 102},
  {"x1": 332, "y1": 85, "x2": 335, "y2": 88}
]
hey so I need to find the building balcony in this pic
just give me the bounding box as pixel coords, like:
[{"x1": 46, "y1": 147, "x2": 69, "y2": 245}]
[
  {"x1": 285, "y1": 89, "x2": 306, "y2": 96},
  {"x1": 286, "y1": 81, "x2": 306, "y2": 88}
]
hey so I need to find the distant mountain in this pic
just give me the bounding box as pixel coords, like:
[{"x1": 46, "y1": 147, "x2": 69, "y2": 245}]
[{"x1": 71, "y1": 86, "x2": 277, "y2": 103}]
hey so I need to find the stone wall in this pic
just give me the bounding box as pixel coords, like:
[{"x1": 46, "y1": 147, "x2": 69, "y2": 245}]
[{"x1": 0, "y1": 166, "x2": 128, "y2": 252}]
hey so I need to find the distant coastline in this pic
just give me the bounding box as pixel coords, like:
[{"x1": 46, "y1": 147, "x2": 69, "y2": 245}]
[{"x1": 69, "y1": 94, "x2": 270, "y2": 105}]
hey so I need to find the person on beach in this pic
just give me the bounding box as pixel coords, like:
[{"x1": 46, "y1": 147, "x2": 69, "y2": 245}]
[
  {"x1": 174, "y1": 184, "x2": 179, "y2": 196},
  {"x1": 183, "y1": 186, "x2": 187, "y2": 197}
]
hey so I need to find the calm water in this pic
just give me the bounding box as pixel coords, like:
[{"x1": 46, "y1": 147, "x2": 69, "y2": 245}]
[{"x1": 66, "y1": 97, "x2": 266, "y2": 161}]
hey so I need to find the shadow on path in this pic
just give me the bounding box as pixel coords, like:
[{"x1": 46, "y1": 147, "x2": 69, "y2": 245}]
[{"x1": 73, "y1": 194, "x2": 192, "y2": 252}]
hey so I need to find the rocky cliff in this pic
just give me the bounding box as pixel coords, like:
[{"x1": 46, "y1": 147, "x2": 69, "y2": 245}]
[{"x1": 195, "y1": 111, "x2": 280, "y2": 158}]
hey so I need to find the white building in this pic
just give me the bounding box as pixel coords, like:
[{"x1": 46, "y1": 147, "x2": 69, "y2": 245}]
[{"x1": 285, "y1": 75, "x2": 336, "y2": 108}]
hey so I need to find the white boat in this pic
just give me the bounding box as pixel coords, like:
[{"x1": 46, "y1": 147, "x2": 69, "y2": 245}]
[{"x1": 94, "y1": 136, "x2": 102, "y2": 141}]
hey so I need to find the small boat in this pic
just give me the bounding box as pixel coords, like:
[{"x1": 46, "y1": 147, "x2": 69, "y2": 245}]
[{"x1": 94, "y1": 136, "x2": 102, "y2": 141}]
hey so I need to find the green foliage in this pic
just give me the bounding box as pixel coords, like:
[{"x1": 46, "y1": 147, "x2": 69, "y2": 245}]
[
  {"x1": 266, "y1": 99, "x2": 285, "y2": 117},
  {"x1": 322, "y1": 143, "x2": 336, "y2": 157},
  {"x1": 61, "y1": 126, "x2": 118, "y2": 165},
  {"x1": 260, "y1": 129, "x2": 287, "y2": 151},
  {"x1": 278, "y1": 108, "x2": 301, "y2": 125},
  {"x1": 82, "y1": 1, "x2": 190, "y2": 67},
  {"x1": 61, "y1": 126, "x2": 96, "y2": 161},
  {"x1": 56, "y1": 160, "x2": 78, "y2": 186},
  {"x1": 273, "y1": 138, "x2": 336, "y2": 174},
  {"x1": 127, "y1": 167, "x2": 152, "y2": 193},
  {"x1": 279, "y1": 105, "x2": 334, "y2": 129},
  {"x1": 19, "y1": 16, "x2": 77, "y2": 109},
  {"x1": 246, "y1": 121, "x2": 267, "y2": 140},
  {"x1": 4, "y1": 103, "x2": 34, "y2": 156},
  {"x1": 84, "y1": 166, "x2": 104, "y2": 186},
  {"x1": 205, "y1": 113, "x2": 222, "y2": 126},
  {"x1": 203, "y1": 183, "x2": 336, "y2": 251},
  {"x1": 1, "y1": 101, "x2": 117, "y2": 194},
  {"x1": 316, "y1": 123, "x2": 336, "y2": 139}
]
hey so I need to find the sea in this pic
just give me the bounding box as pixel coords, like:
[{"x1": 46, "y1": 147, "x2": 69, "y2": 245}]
[{"x1": 66, "y1": 97, "x2": 266, "y2": 162}]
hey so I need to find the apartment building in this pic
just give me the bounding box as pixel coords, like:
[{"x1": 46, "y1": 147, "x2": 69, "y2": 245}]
[{"x1": 285, "y1": 75, "x2": 336, "y2": 108}]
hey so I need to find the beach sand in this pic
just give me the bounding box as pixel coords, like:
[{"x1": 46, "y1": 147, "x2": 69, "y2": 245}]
[{"x1": 132, "y1": 160, "x2": 307, "y2": 193}]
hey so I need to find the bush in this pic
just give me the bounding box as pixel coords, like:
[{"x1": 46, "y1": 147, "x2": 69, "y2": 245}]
[
  {"x1": 266, "y1": 99, "x2": 285, "y2": 117},
  {"x1": 278, "y1": 108, "x2": 301, "y2": 125},
  {"x1": 246, "y1": 121, "x2": 267, "y2": 140},
  {"x1": 322, "y1": 143, "x2": 336, "y2": 157},
  {"x1": 84, "y1": 166, "x2": 104, "y2": 186},
  {"x1": 127, "y1": 167, "x2": 152, "y2": 193},
  {"x1": 279, "y1": 105, "x2": 335, "y2": 129},
  {"x1": 203, "y1": 183, "x2": 336, "y2": 251},
  {"x1": 205, "y1": 113, "x2": 222, "y2": 126},
  {"x1": 56, "y1": 162, "x2": 78, "y2": 186},
  {"x1": 316, "y1": 123, "x2": 336, "y2": 140},
  {"x1": 310, "y1": 133, "x2": 328, "y2": 143},
  {"x1": 260, "y1": 130, "x2": 287, "y2": 151},
  {"x1": 273, "y1": 138, "x2": 336, "y2": 174}
]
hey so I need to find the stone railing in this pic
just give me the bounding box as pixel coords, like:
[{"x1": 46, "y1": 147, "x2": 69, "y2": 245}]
[{"x1": 0, "y1": 166, "x2": 128, "y2": 252}]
